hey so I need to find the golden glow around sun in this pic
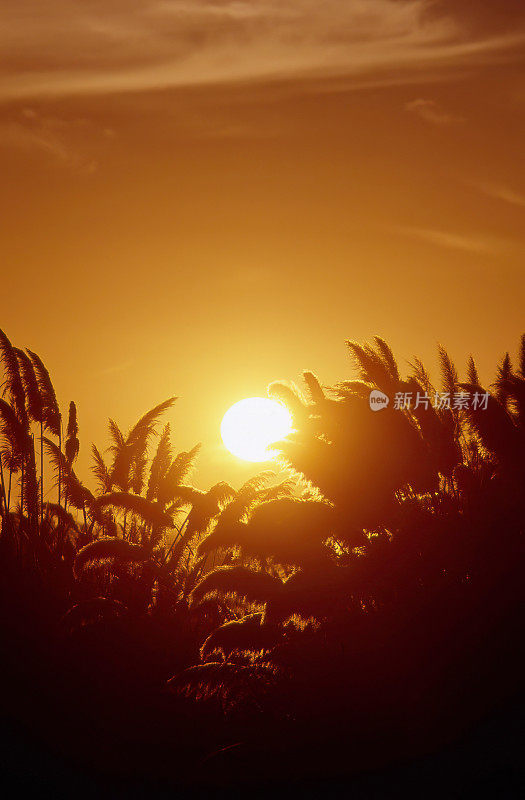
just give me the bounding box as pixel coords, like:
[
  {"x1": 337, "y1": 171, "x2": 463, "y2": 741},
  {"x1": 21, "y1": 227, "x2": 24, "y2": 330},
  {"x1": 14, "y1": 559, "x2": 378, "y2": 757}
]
[{"x1": 221, "y1": 397, "x2": 293, "y2": 462}]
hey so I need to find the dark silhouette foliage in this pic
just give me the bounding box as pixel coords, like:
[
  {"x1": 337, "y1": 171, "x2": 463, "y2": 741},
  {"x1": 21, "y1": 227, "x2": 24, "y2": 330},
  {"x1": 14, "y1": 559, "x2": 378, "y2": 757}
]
[{"x1": 0, "y1": 328, "x2": 523, "y2": 791}]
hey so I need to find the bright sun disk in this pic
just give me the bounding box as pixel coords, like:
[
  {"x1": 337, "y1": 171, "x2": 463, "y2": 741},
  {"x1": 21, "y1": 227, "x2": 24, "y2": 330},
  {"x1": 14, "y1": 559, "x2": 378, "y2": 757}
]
[{"x1": 221, "y1": 397, "x2": 293, "y2": 462}]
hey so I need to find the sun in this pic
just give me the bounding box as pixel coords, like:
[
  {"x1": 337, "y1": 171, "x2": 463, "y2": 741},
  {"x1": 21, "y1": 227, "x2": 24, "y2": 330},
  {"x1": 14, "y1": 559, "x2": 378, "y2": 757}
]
[{"x1": 221, "y1": 397, "x2": 293, "y2": 462}]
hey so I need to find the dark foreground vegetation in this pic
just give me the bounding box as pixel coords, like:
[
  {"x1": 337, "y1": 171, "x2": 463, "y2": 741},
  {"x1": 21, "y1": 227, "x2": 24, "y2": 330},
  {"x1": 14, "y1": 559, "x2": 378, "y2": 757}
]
[{"x1": 0, "y1": 328, "x2": 523, "y2": 794}]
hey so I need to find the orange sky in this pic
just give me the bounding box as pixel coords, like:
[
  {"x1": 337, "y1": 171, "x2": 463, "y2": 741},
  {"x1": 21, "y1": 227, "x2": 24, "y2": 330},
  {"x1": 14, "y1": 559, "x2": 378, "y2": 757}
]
[{"x1": 1, "y1": 1, "x2": 525, "y2": 489}]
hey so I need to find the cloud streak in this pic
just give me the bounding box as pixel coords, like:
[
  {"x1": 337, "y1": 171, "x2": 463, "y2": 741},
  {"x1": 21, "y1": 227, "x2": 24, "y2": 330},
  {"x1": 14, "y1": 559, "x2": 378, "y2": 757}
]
[
  {"x1": 1, "y1": 1, "x2": 524, "y2": 101},
  {"x1": 393, "y1": 226, "x2": 511, "y2": 256},
  {"x1": 0, "y1": 108, "x2": 114, "y2": 171},
  {"x1": 405, "y1": 98, "x2": 465, "y2": 125},
  {"x1": 478, "y1": 182, "x2": 525, "y2": 209}
]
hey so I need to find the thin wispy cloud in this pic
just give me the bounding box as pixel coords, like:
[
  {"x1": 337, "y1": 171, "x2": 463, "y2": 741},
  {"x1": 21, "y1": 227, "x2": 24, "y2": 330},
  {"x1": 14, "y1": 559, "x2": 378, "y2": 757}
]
[
  {"x1": 393, "y1": 225, "x2": 509, "y2": 256},
  {"x1": 0, "y1": 108, "x2": 115, "y2": 171},
  {"x1": 478, "y1": 182, "x2": 525, "y2": 209},
  {"x1": 405, "y1": 98, "x2": 465, "y2": 126},
  {"x1": 0, "y1": 1, "x2": 524, "y2": 101},
  {"x1": 98, "y1": 360, "x2": 135, "y2": 377}
]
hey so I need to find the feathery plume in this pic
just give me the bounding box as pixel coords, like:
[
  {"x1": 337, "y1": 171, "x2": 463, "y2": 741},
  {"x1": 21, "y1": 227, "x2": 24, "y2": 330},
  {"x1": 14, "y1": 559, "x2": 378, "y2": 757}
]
[
  {"x1": 519, "y1": 334, "x2": 525, "y2": 379},
  {"x1": 157, "y1": 444, "x2": 201, "y2": 506},
  {"x1": 26, "y1": 349, "x2": 60, "y2": 436},
  {"x1": 467, "y1": 355, "x2": 480, "y2": 386},
  {"x1": 44, "y1": 502, "x2": 79, "y2": 532},
  {"x1": 65, "y1": 401, "x2": 79, "y2": 465},
  {"x1": 43, "y1": 437, "x2": 93, "y2": 511},
  {"x1": 437, "y1": 344, "x2": 459, "y2": 397},
  {"x1": 168, "y1": 658, "x2": 279, "y2": 709},
  {"x1": 92, "y1": 491, "x2": 174, "y2": 529},
  {"x1": 15, "y1": 349, "x2": 44, "y2": 423},
  {"x1": 74, "y1": 538, "x2": 150, "y2": 578},
  {"x1": 109, "y1": 399, "x2": 176, "y2": 492},
  {"x1": 0, "y1": 330, "x2": 26, "y2": 421},
  {"x1": 0, "y1": 398, "x2": 31, "y2": 463},
  {"x1": 146, "y1": 423, "x2": 171, "y2": 501},
  {"x1": 302, "y1": 371, "x2": 325, "y2": 404},
  {"x1": 494, "y1": 353, "x2": 512, "y2": 407},
  {"x1": 192, "y1": 566, "x2": 283, "y2": 605},
  {"x1": 91, "y1": 444, "x2": 112, "y2": 494},
  {"x1": 198, "y1": 614, "x2": 280, "y2": 662},
  {"x1": 408, "y1": 357, "x2": 435, "y2": 396},
  {"x1": 267, "y1": 381, "x2": 305, "y2": 423},
  {"x1": 346, "y1": 340, "x2": 396, "y2": 392},
  {"x1": 374, "y1": 336, "x2": 400, "y2": 383}
]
